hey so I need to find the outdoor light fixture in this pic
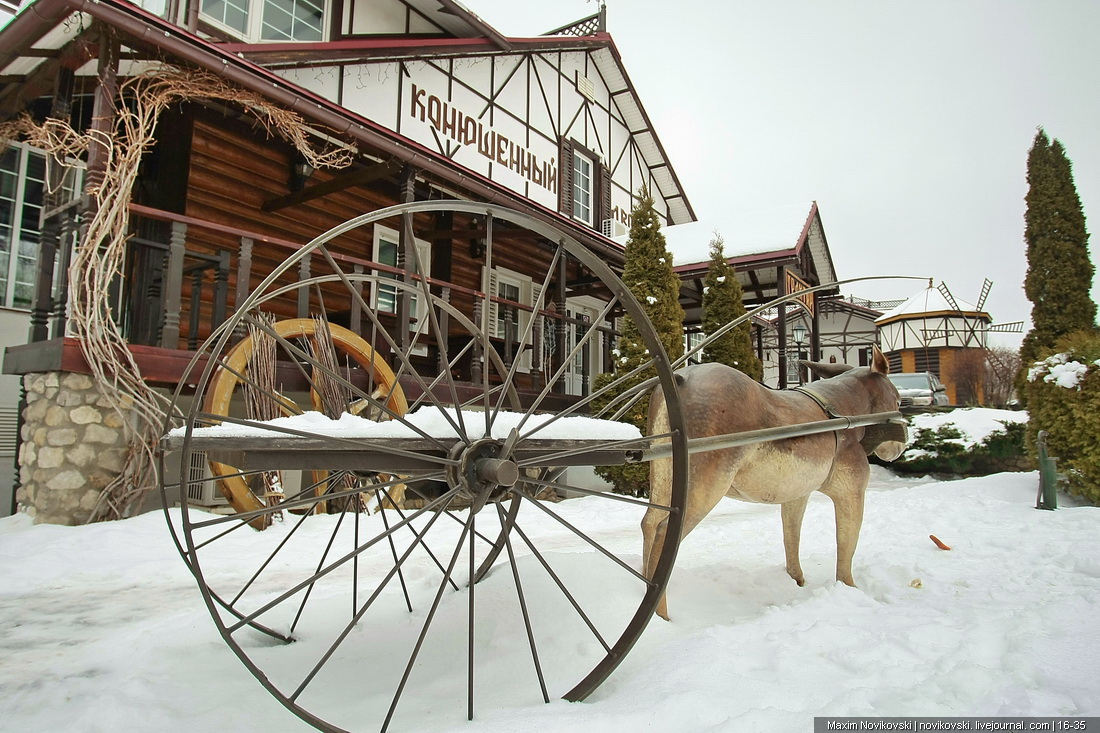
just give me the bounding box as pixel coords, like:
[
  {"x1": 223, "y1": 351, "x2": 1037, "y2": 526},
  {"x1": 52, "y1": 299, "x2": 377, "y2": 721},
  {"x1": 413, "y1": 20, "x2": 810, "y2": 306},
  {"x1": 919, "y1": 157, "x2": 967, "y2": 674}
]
[
  {"x1": 468, "y1": 219, "x2": 485, "y2": 259},
  {"x1": 792, "y1": 324, "x2": 807, "y2": 346},
  {"x1": 289, "y1": 158, "x2": 315, "y2": 192}
]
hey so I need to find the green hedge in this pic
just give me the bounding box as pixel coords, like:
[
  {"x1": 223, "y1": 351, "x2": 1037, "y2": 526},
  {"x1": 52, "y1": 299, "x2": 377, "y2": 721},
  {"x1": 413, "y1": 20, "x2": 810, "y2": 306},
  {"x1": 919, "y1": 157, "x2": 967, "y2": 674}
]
[
  {"x1": 884, "y1": 420, "x2": 1030, "y2": 477},
  {"x1": 1025, "y1": 339, "x2": 1100, "y2": 505}
]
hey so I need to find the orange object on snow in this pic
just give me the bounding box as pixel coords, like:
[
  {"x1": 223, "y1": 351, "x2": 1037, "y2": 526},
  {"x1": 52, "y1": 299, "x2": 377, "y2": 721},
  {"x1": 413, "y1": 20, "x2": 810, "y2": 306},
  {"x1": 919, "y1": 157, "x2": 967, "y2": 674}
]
[{"x1": 929, "y1": 534, "x2": 951, "y2": 551}]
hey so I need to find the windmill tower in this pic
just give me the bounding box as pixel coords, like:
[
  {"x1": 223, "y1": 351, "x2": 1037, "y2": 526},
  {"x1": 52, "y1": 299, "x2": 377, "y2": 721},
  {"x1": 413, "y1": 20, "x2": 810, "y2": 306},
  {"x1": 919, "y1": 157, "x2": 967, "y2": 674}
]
[{"x1": 874, "y1": 280, "x2": 1021, "y2": 404}]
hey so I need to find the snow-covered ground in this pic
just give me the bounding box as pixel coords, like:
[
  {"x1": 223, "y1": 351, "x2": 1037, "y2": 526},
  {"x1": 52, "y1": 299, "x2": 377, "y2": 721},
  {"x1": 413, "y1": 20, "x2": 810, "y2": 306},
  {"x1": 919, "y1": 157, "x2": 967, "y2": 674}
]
[
  {"x1": 2, "y1": 468, "x2": 1097, "y2": 732},
  {"x1": 907, "y1": 408, "x2": 1028, "y2": 447}
]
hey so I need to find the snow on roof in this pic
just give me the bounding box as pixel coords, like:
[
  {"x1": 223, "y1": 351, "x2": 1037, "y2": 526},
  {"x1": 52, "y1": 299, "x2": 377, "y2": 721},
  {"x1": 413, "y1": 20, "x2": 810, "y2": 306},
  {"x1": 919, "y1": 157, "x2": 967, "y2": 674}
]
[
  {"x1": 664, "y1": 203, "x2": 814, "y2": 267},
  {"x1": 874, "y1": 283, "x2": 984, "y2": 323}
]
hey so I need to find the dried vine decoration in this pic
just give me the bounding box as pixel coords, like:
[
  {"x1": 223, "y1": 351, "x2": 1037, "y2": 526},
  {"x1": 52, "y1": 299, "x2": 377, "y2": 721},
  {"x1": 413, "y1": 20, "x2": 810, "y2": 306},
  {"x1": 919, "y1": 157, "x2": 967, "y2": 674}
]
[
  {"x1": 305, "y1": 315, "x2": 363, "y2": 512},
  {"x1": 5, "y1": 64, "x2": 353, "y2": 522},
  {"x1": 244, "y1": 313, "x2": 284, "y2": 522}
]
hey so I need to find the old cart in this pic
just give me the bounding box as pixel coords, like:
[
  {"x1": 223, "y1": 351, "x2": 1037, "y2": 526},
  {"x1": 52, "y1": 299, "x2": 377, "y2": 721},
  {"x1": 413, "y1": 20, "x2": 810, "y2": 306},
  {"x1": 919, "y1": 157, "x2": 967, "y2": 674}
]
[{"x1": 160, "y1": 201, "x2": 901, "y2": 733}]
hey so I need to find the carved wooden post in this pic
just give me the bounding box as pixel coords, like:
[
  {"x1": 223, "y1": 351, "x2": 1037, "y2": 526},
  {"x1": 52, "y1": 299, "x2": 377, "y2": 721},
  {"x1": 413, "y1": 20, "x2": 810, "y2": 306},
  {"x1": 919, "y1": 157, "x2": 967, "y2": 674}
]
[
  {"x1": 298, "y1": 255, "x2": 310, "y2": 318},
  {"x1": 553, "y1": 252, "x2": 567, "y2": 393},
  {"x1": 232, "y1": 237, "x2": 253, "y2": 341},
  {"x1": 502, "y1": 309, "x2": 514, "y2": 368},
  {"x1": 350, "y1": 264, "x2": 364, "y2": 335},
  {"x1": 471, "y1": 298, "x2": 483, "y2": 386},
  {"x1": 160, "y1": 221, "x2": 186, "y2": 349},
  {"x1": 532, "y1": 313, "x2": 543, "y2": 391},
  {"x1": 188, "y1": 270, "x2": 203, "y2": 350},
  {"x1": 582, "y1": 319, "x2": 592, "y2": 396},
  {"x1": 436, "y1": 286, "x2": 451, "y2": 375},
  {"x1": 30, "y1": 68, "x2": 76, "y2": 342},
  {"x1": 52, "y1": 211, "x2": 75, "y2": 338},
  {"x1": 212, "y1": 250, "x2": 230, "y2": 328}
]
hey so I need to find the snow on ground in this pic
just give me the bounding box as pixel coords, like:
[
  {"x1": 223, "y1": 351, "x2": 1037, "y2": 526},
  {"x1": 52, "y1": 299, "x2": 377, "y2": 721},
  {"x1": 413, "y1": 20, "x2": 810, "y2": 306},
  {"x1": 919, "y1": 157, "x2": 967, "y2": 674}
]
[
  {"x1": 908, "y1": 408, "x2": 1028, "y2": 447},
  {"x1": 2, "y1": 470, "x2": 1098, "y2": 732}
]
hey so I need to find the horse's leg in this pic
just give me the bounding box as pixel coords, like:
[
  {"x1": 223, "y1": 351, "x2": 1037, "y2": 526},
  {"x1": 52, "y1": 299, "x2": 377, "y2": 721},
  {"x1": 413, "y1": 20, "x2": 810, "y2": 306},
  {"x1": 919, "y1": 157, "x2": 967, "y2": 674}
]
[
  {"x1": 819, "y1": 442, "x2": 869, "y2": 587},
  {"x1": 781, "y1": 495, "x2": 810, "y2": 586},
  {"x1": 642, "y1": 450, "x2": 733, "y2": 621}
]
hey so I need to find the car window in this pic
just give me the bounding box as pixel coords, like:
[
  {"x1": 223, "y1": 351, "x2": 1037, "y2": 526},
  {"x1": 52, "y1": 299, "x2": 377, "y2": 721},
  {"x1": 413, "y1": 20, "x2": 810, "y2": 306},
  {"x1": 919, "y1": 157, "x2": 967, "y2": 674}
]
[{"x1": 889, "y1": 375, "x2": 931, "y2": 390}]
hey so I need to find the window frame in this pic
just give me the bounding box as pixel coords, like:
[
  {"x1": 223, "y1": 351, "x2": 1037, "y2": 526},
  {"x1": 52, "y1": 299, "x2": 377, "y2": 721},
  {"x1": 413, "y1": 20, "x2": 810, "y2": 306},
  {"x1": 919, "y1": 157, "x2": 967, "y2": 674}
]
[
  {"x1": 371, "y1": 224, "x2": 431, "y2": 327},
  {"x1": 199, "y1": 0, "x2": 327, "y2": 43},
  {"x1": 0, "y1": 142, "x2": 83, "y2": 312},
  {"x1": 571, "y1": 147, "x2": 595, "y2": 228}
]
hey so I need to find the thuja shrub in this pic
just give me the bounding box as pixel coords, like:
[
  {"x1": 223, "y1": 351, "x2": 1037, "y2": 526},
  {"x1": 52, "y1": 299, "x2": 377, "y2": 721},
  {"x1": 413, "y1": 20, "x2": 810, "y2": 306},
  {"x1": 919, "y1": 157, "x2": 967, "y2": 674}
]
[{"x1": 1026, "y1": 333, "x2": 1100, "y2": 505}]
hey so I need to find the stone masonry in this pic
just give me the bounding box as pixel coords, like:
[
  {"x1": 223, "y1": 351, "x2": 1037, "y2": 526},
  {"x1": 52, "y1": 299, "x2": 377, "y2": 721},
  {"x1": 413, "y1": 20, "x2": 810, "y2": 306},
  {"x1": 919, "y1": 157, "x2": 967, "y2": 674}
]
[{"x1": 17, "y1": 371, "x2": 132, "y2": 525}]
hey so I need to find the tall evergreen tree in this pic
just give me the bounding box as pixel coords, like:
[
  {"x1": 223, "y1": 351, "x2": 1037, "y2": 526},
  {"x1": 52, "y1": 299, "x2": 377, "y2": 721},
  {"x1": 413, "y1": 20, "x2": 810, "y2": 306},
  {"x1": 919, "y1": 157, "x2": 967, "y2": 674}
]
[
  {"x1": 700, "y1": 233, "x2": 762, "y2": 380},
  {"x1": 1020, "y1": 129, "x2": 1097, "y2": 378},
  {"x1": 592, "y1": 188, "x2": 684, "y2": 497}
]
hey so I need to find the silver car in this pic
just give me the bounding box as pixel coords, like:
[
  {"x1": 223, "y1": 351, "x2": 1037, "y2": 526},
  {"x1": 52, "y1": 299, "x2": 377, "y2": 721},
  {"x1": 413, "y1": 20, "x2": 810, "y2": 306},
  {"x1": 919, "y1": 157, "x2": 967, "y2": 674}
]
[{"x1": 888, "y1": 372, "x2": 950, "y2": 408}]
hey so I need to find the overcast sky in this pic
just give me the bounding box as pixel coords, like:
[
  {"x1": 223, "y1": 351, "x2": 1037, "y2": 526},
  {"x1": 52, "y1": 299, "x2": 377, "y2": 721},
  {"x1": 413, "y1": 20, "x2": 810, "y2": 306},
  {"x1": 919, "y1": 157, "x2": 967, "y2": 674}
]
[{"x1": 467, "y1": 0, "x2": 1100, "y2": 346}]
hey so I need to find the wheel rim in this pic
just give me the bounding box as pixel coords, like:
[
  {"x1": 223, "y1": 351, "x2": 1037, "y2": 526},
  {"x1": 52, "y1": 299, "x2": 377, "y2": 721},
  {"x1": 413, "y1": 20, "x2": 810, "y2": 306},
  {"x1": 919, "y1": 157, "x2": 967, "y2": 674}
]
[{"x1": 163, "y1": 201, "x2": 688, "y2": 733}]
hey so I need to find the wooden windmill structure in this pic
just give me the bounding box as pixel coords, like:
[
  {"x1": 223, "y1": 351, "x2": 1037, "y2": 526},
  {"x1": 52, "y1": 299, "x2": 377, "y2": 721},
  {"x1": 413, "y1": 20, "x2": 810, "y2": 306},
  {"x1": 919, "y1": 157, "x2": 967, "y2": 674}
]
[{"x1": 875, "y1": 279, "x2": 1022, "y2": 404}]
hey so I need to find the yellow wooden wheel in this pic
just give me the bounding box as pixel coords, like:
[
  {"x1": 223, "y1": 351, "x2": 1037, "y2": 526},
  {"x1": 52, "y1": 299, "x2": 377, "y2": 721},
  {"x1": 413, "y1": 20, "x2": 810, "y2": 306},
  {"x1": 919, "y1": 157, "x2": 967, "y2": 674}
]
[{"x1": 202, "y1": 318, "x2": 408, "y2": 524}]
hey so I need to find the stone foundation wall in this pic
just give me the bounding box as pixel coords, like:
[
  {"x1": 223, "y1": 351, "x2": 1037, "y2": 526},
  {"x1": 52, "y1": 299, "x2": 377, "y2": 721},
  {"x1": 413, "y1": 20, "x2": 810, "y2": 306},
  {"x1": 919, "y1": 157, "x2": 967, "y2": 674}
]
[{"x1": 17, "y1": 371, "x2": 131, "y2": 525}]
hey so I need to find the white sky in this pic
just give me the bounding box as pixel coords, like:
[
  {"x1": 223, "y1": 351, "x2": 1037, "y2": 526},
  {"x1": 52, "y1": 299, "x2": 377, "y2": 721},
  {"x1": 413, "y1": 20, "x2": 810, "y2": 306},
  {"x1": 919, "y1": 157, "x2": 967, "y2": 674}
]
[
  {"x1": 3, "y1": 0, "x2": 1098, "y2": 347},
  {"x1": 465, "y1": 0, "x2": 1100, "y2": 346}
]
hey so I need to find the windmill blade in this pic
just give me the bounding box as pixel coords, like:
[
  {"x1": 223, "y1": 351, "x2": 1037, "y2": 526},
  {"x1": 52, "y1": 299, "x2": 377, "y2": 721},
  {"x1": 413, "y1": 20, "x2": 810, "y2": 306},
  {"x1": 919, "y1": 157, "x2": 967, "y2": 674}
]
[
  {"x1": 976, "y1": 278, "x2": 993, "y2": 311},
  {"x1": 937, "y1": 281, "x2": 961, "y2": 311},
  {"x1": 987, "y1": 321, "x2": 1024, "y2": 333}
]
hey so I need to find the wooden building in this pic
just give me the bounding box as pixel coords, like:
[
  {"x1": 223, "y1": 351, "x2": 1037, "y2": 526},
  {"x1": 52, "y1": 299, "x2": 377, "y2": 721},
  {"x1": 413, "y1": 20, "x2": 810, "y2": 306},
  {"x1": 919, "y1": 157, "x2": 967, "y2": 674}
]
[
  {"x1": 0, "y1": 0, "x2": 694, "y2": 521},
  {"x1": 671, "y1": 202, "x2": 841, "y2": 387}
]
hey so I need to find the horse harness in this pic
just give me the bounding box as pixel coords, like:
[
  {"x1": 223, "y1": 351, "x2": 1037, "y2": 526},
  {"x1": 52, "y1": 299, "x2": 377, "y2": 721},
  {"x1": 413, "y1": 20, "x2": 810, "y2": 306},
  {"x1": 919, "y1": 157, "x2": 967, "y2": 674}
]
[{"x1": 792, "y1": 385, "x2": 907, "y2": 456}]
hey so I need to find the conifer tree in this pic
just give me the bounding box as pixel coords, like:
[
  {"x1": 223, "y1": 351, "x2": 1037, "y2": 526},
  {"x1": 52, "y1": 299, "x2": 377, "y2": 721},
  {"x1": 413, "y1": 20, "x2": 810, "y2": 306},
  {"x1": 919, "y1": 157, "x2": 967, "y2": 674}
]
[
  {"x1": 592, "y1": 188, "x2": 684, "y2": 497},
  {"x1": 1019, "y1": 129, "x2": 1097, "y2": 385},
  {"x1": 700, "y1": 233, "x2": 762, "y2": 380}
]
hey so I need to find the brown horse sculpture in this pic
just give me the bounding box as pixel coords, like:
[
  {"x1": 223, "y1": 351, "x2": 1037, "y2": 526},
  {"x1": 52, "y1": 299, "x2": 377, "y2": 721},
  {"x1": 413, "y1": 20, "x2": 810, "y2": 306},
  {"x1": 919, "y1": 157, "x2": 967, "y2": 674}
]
[{"x1": 642, "y1": 348, "x2": 905, "y2": 620}]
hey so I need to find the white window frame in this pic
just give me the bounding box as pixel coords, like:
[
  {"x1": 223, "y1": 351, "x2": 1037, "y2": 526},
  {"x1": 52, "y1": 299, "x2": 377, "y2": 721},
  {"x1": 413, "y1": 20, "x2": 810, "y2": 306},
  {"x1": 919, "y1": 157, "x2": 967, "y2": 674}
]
[
  {"x1": 571, "y1": 148, "x2": 595, "y2": 227},
  {"x1": 0, "y1": 142, "x2": 82, "y2": 311},
  {"x1": 563, "y1": 295, "x2": 605, "y2": 396},
  {"x1": 199, "y1": 0, "x2": 327, "y2": 43},
  {"x1": 485, "y1": 265, "x2": 541, "y2": 372},
  {"x1": 372, "y1": 225, "x2": 431, "y2": 353}
]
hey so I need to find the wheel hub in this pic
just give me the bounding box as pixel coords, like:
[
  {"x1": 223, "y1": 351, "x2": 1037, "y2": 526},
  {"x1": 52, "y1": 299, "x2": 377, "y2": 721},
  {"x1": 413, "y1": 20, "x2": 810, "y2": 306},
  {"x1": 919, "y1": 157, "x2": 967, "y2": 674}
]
[{"x1": 447, "y1": 438, "x2": 520, "y2": 512}]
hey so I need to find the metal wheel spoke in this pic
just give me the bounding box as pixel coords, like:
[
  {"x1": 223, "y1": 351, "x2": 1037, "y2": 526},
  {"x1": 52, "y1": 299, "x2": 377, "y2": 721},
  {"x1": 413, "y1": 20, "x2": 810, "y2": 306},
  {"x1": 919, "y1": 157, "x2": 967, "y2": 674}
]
[
  {"x1": 190, "y1": 468, "x2": 339, "y2": 552},
  {"x1": 404, "y1": 338, "x2": 476, "y2": 413},
  {"x1": 290, "y1": 481, "x2": 358, "y2": 633},
  {"x1": 377, "y1": 486, "x2": 461, "y2": 592},
  {"x1": 381, "y1": 508, "x2": 476, "y2": 733},
  {"x1": 510, "y1": 517, "x2": 610, "y2": 654},
  {"x1": 487, "y1": 243, "x2": 563, "y2": 431},
  {"x1": 495, "y1": 503, "x2": 549, "y2": 702},
  {"x1": 230, "y1": 506, "x2": 316, "y2": 606},
  {"x1": 512, "y1": 295, "x2": 621, "y2": 438},
  {"x1": 467, "y1": 511, "x2": 475, "y2": 721},
  {"x1": 519, "y1": 473, "x2": 676, "y2": 513},
  {"x1": 480, "y1": 213, "x2": 494, "y2": 438},
  {"x1": 225, "y1": 486, "x2": 461, "y2": 634},
  {"x1": 514, "y1": 490, "x2": 652, "y2": 585},
  {"x1": 373, "y1": 483, "x2": 413, "y2": 613},
  {"x1": 288, "y1": 493, "x2": 457, "y2": 703},
  {"x1": 189, "y1": 470, "x2": 440, "y2": 533}
]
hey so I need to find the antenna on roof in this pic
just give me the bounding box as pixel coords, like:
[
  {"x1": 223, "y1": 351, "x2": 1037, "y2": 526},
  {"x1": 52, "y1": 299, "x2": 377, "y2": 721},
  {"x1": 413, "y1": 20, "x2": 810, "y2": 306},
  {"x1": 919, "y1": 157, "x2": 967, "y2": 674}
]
[{"x1": 975, "y1": 278, "x2": 992, "y2": 311}]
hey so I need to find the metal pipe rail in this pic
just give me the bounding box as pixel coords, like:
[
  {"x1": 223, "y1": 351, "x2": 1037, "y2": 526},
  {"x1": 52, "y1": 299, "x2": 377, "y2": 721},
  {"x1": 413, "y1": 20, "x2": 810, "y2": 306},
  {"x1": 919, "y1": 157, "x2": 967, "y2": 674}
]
[{"x1": 634, "y1": 411, "x2": 906, "y2": 463}]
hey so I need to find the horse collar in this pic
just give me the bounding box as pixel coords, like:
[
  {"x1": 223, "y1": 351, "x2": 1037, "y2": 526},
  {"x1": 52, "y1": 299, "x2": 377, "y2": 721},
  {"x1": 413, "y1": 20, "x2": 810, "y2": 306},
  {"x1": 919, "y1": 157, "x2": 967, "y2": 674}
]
[{"x1": 792, "y1": 385, "x2": 842, "y2": 419}]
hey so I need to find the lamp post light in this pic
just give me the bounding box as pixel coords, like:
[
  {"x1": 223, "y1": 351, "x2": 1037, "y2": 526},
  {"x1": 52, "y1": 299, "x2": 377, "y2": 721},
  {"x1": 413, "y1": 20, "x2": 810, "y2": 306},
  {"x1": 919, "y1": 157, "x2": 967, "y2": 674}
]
[{"x1": 791, "y1": 324, "x2": 808, "y2": 385}]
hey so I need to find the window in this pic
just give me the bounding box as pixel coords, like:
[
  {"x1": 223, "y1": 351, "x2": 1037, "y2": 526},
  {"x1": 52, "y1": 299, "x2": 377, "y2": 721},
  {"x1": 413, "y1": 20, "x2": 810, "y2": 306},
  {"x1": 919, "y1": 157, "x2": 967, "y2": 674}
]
[
  {"x1": 559, "y1": 138, "x2": 608, "y2": 231},
  {"x1": 496, "y1": 279, "x2": 521, "y2": 342},
  {"x1": 571, "y1": 149, "x2": 594, "y2": 226},
  {"x1": 372, "y1": 225, "x2": 430, "y2": 323},
  {"x1": 201, "y1": 0, "x2": 324, "y2": 41},
  {"x1": 0, "y1": 143, "x2": 81, "y2": 310},
  {"x1": 486, "y1": 266, "x2": 540, "y2": 371}
]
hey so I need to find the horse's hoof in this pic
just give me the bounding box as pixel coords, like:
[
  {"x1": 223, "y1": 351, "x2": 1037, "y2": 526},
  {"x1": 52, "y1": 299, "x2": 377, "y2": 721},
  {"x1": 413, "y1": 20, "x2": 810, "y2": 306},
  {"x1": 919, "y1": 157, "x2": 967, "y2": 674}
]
[{"x1": 787, "y1": 569, "x2": 805, "y2": 587}]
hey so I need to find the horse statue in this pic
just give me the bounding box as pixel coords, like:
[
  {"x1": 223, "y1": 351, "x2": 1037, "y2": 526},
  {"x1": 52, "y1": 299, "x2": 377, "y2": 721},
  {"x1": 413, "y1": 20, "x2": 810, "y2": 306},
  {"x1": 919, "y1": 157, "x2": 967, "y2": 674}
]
[{"x1": 642, "y1": 348, "x2": 906, "y2": 620}]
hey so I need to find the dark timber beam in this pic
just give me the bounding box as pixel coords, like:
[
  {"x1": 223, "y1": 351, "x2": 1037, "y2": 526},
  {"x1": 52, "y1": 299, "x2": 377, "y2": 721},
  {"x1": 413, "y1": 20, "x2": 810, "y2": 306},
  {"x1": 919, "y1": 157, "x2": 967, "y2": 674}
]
[{"x1": 260, "y1": 158, "x2": 403, "y2": 211}]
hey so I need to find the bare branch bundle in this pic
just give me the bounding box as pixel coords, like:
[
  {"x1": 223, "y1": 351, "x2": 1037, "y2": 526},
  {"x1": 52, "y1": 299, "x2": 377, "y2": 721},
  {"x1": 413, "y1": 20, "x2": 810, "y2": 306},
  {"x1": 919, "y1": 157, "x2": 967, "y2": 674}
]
[{"x1": 3, "y1": 64, "x2": 353, "y2": 522}]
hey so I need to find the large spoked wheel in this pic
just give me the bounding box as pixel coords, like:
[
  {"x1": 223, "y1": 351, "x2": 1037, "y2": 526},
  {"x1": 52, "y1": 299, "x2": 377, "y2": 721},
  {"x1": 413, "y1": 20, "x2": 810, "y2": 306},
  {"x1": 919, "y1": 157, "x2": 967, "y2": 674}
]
[{"x1": 161, "y1": 201, "x2": 688, "y2": 733}]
